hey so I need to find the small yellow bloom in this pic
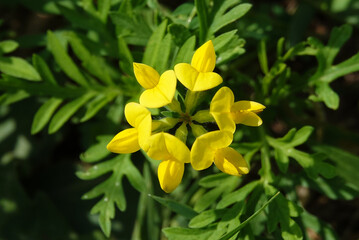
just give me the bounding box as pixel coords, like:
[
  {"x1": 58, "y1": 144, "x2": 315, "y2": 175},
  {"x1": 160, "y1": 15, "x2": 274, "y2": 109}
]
[
  {"x1": 210, "y1": 87, "x2": 265, "y2": 133},
  {"x1": 133, "y1": 63, "x2": 177, "y2": 108},
  {"x1": 107, "y1": 102, "x2": 151, "y2": 153},
  {"x1": 174, "y1": 40, "x2": 223, "y2": 91},
  {"x1": 146, "y1": 132, "x2": 190, "y2": 193},
  {"x1": 191, "y1": 130, "x2": 249, "y2": 176}
]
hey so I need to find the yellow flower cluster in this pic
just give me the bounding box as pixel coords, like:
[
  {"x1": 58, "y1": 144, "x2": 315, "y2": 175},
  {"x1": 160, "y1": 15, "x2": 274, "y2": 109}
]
[{"x1": 107, "y1": 40, "x2": 265, "y2": 193}]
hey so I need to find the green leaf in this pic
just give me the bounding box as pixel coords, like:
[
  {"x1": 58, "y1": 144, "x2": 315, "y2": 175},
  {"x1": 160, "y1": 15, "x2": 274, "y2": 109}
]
[
  {"x1": 301, "y1": 211, "x2": 338, "y2": 240},
  {"x1": 163, "y1": 227, "x2": 216, "y2": 240},
  {"x1": 67, "y1": 32, "x2": 113, "y2": 85},
  {"x1": 124, "y1": 159, "x2": 146, "y2": 193},
  {"x1": 32, "y1": 54, "x2": 58, "y2": 85},
  {"x1": 155, "y1": 34, "x2": 172, "y2": 74},
  {"x1": 48, "y1": 92, "x2": 95, "y2": 134},
  {"x1": 0, "y1": 40, "x2": 19, "y2": 54},
  {"x1": 47, "y1": 31, "x2": 88, "y2": 87},
  {"x1": 0, "y1": 57, "x2": 41, "y2": 81},
  {"x1": 216, "y1": 181, "x2": 260, "y2": 209},
  {"x1": 324, "y1": 24, "x2": 352, "y2": 67},
  {"x1": 143, "y1": 20, "x2": 168, "y2": 67},
  {"x1": 315, "y1": 82, "x2": 339, "y2": 110},
  {"x1": 319, "y1": 51, "x2": 359, "y2": 84},
  {"x1": 168, "y1": 23, "x2": 191, "y2": 47},
  {"x1": 31, "y1": 98, "x2": 63, "y2": 134},
  {"x1": 199, "y1": 173, "x2": 232, "y2": 188},
  {"x1": 150, "y1": 195, "x2": 197, "y2": 219},
  {"x1": 195, "y1": 0, "x2": 209, "y2": 43},
  {"x1": 80, "y1": 135, "x2": 113, "y2": 163},
  {"x1": 194, "y1": 187, "x2": 223, "y2": 212},
  {"x1": 110, "y1": 12, "x2": 151, "y2": 46},
  {"x1": 189, "y1": 209, "x2": 226, "y2": 228},
  {"x1": 195, "y1": 176, "x2": 239, "y2": 212},
  {"x1": 288, "y1": 126, "x2": 314, "y2": 147},
  {"x1": 80, "y1": 93, "x2": 115, "y2": 122},
  {"x1": 98, "y1": 0, "x2": 111, "y2": 23},
  {"x1": 209, "y1": 3, "x2": 251, "y2": 35},
  {"x1": 258, "y1": 40, "x2": 269, "y2": 74},
  {"x1": 213, "y1": 30, "x2": 237, "y2": 51},
  {"x1": 219, "y1": 191, "x2": 280, "y2": 240},
  {"x1": 312, "y1": 144, "x2": 359, "y2": 190},
  {"x1": 80, "y1": 155, "x2": 145, "y2": 237},
  {"x1": 275, "y1": 147, "x2": 289, "y2": 173},
  {"x1": 174, "y1": 36, "x2": 196, "y2": 64}
]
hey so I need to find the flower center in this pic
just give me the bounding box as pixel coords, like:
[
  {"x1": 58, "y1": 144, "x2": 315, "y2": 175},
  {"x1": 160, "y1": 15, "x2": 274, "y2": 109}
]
[{"x1": 179, "y1": 112, "x2": 192, "y2": 124}]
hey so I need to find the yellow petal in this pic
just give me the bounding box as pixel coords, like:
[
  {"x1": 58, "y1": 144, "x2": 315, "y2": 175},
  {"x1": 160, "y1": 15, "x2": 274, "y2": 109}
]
[
  {"x1": 191, "y1": 40, "x2": 216, "y2": 72},
  {"x1": 211, "y1": 112, "x2": 236, "y2": 133},
  {"x1": 133, "y1": 62, "x2": 160, "y2": 89},
  {"x1": 158, "y1": 160, "x2": 184, "y2": 193},
  {"x1": 137, "y1": 114, "x2": 152, "y2": 151},
  {"x1": 140, "y1": 70, "x2": 177, "y2": 108},
  {"x1": 174, "y1": 63, "x2": 199, "y2": 91},
  {"x1": 231, "y1": 101, "x2": 265, "y2": 112},
  {"x1": 231, "y1": 111, "x2": 263, "y2": 126},
  {"x1": 106, "y1": 128, "x2": 140, "y2": 153},
  {"x1": 124, "y1": 102, "x2": 151, "y2": 128},
  {"x1": 146, "y1": 132, "x2": 190, "y2": 163},
  {"x1": 192, "y1": 72, "x2": 223, "y2": 91},
  {"x1": 210, "y1": 87, "x2": 234, "y2": 113},
  {"x1": 210, "y1": 87, "x2": 235, "y2": 132},
  {"x1": 191, "y1": 130, "x2": 233, "y2": 170},
  {"x1": 214, "y1": 147, "x2": 249, "y2": 176}
]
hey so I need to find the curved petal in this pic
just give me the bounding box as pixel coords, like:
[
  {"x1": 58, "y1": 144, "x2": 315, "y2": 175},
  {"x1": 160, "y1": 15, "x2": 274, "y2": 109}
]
[
  {"x1": 137, "y1": 114, "x2": 152, "y2": 151},
  {"x1": 192, "y1": 72, "x2": 223, "y2": 91},
  {"x1": 146, "y1": 133, "x2": 190, "y2": 163},
  {"x1": 125, "y1": 102, "x2": 151, "y2": 128},
  {"x1": 191, "y1": 40, "x2": 216, "y2": 73},
  {"x1": 232, "y1": 101, "x2": 265, "y2": 112},
  {"x1": 231, "y1": 111, "x2": 263, "y2": 126},
  {"x1": 210, "y1": 87, "x2": 234, "y2": 113},
  {"x1": 106, "y1": 128, "x2": 140, "y2": 153},
  {"x1": 191, "y1": 130, "x2": 233, "y2": 170},
  {"x1": 140, "y1": 70, "x2": 177, "y2": 108},
  {"x1": 214, "y1": 147, "x2": 249, "y2": 176},
  {"x1": 211, "y1": 112, "x2": 236, "y2": 133},
  {"x1": 133, "y1": 62, "x2": 159, "y2": 89},
  {"x1": 174, "y1": 63, "x2": 199, "y2": 91},
  {"x1": 158, "y1": 160, "x2": 184, "y2": 193}
]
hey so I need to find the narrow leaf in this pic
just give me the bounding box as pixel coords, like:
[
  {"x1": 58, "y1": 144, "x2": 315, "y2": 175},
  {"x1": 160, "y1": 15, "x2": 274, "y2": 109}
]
[
  {"x1": 219, "y1": 192, "x2": 280, "y2": 240},
  {"x1": 0, "y1": 40, "x2": 19, "y2": 54},
  {"x1": 174, "y1": 36, "x2": 196, "y2": 64},
  {"x1": 143, "y1": 20, "x2": 168, "y2": 66},
  {"x1": 48, "y1": 92, "x2": 94, "y2": 133},
  {"x1": 32, "y1": 54, "x2": 58, "y2": 85},
  {"x1": 31, "y1": 98, "x2": 63, "y2": 134},
  {"x1": 0, "y1": 57, "x2": 41, "y2": 81},
  {"x1": 209, "y1": 3, "x2": 251, "y2": 34},
  {"x1": 150, "y1": 195, "x2": 197, "y2": 219},
  {"x1": 80, "y1": 94, "x2": 115, "y2": 122},
  {"x1": 47, "y1": 31, "x2": 88, "y2": 87},
  {"x1": 80, "y1": 135, "x2": 113, "y2": 163}
]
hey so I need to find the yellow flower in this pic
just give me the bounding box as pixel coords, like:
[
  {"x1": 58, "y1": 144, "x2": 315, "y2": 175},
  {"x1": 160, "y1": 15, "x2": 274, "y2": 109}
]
[
  {"x1": 210, "y1": 87, "x2": 265, "y2": 133},
  {"x1": 174, "y1": 40, "x2": 223, "y2": 91},
  {"x1": 191, "y1": 130, "x2": 249, "y2": 176},
  {"x1": 146, "y1": 132, "x2": 190, "y2": 193},
  {"x1": 107, "y1": 102, "x2": 151, "y2": 153},
  {"x1": 133, "y1": 63, "x2": 177, "y2": 108}
]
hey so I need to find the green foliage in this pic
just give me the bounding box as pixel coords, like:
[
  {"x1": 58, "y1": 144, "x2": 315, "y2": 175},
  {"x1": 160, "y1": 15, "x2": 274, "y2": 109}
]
[{"x1": 1, "y1": 0, "x2": 359, "y2": 239}]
